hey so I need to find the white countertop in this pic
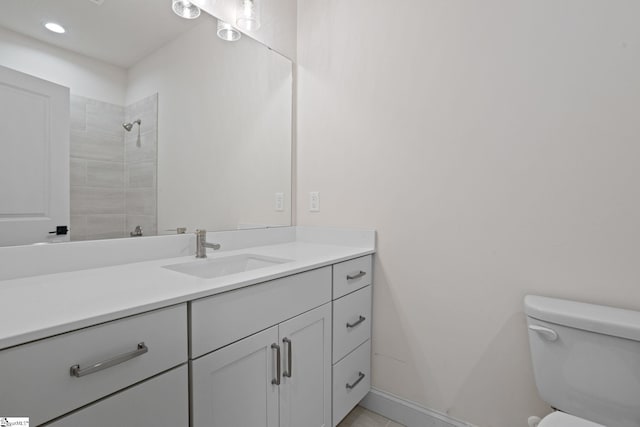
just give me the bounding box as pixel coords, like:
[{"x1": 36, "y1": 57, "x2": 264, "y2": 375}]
[{"x1": 0, "y1": 240, "x2": 374, "y2": 350}]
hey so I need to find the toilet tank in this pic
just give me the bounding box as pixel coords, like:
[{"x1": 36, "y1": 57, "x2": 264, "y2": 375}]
[{"x1": 525, "y1": 295, "x2": 640, "y2": 427}]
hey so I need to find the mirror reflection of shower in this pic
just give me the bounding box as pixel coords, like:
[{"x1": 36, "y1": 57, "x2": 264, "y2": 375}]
[{"x1": 123, "y1": 119, "x2": 142, "y2": 147}]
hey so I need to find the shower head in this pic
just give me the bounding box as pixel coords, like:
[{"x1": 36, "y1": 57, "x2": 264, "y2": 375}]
[
  {"x1": 123, "y1": 119, "x2": 143, "y2": 148},
  {"x1": 122, "y1": 119, "x2": 141, "y2": 132}
]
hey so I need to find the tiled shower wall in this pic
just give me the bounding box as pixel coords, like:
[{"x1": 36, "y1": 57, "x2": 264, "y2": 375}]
[
  {"x1": 70, "y1": 96, "x2": 126, "y2": 241},
  {"x1": 70, "y1": 94, "x2": 157, "y2": 241},
  {"x1": 124, "y1": 95, "x2": 158, "y2": 238}
]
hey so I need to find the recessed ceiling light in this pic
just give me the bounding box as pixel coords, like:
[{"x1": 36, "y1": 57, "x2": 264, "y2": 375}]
[{"x1": 44, "y1": 22, "x2": 66, "y2": 34}]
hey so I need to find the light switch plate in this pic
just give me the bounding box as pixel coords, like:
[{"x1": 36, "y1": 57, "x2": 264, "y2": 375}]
[
  {"x1": 275, "y1": 192, "x2": 284, "y2": 211},
  {"x1": 309, "y1": 192, "x2": 320, "y2": 212}
]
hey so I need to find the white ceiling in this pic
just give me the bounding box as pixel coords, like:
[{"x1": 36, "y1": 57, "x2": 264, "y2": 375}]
[{"x1": 0, "y1": 0, "x2": 205, "y2": 68}]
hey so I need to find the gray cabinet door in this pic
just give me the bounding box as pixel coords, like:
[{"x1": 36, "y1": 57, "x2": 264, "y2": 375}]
[
  {"x1": 279, "y1": 303, "x2": 332, "y2": 427},
  {"x1": 192, "y1": 325, "x2": 280, "y2": 427}
]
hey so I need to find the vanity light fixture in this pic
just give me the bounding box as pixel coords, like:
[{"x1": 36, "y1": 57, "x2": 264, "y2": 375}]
[
  {"x1": 236, "y1": 0, "x2": 261, "y2": 31},
  {"x1": 44, "y1": 22, "x2": 66, "y2": 34},
  {"x1": 172, "y1": 0, "x2": 201, "y2": 19},
  {"x1": 217, "y1": 20, "x2": 241, "y2": 42}
]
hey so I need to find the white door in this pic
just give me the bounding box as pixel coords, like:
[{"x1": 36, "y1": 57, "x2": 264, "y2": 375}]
[
  {"x1": 0, "y1": 65, "x2": 70, "y2": 246},
  {"x1": 192, "y1": 326, "x2": 280, "y2": 427},
  {"x1": 279, "y1": 303, "x2": 332, "y2": 427}
]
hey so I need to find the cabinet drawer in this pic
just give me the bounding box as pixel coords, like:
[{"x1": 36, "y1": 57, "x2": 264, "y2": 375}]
[
  {"x1": 333, "y1": 256, "x2": 372, "y2": 299},
  {"x1": 191, "y1": 267, "x2": 331, "y2": 358},
  {"x1": 332, "y1": 340, "x2": 371, "y2": 427},
  {"x1": 333, "y1": 285, "x2": 371, "y2": 363},
  {"x1": 48, "y1": 365, "x2": 189, "y2": 427},
  {"x1": 0, "y1": 304, "x2": 187, "y2": 426}
]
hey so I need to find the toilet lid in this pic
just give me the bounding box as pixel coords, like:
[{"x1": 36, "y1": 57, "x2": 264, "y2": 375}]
[{"x1": 539, "y1": 411, "x2": 605, "y2": 427}]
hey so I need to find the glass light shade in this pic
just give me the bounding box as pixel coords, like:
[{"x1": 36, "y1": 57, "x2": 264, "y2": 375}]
[
  {"x1": 236, "y1": 0, "x2": 261, "y2": 31},
  {"x1": 172, "y1": 0, "x2": 201, "y2": 19},
  {"x1": 217, "y1": 20, "x2": 241, "y2": 42}
]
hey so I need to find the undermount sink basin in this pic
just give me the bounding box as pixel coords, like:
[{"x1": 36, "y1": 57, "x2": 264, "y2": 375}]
[{"x1": 163, "y1": 254, "x2": 293, "y2": 279}]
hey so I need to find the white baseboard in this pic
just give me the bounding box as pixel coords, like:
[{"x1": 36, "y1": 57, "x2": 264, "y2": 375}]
[{"x1": 360, "y1": 388, "x2": 475, "y2": 427}]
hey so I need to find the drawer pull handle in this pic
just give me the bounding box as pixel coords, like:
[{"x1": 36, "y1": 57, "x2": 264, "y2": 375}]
[
  {"x1": 347, "y1": 271, "x2": 366, "y2": 280},
  {"x1": 271, "y1": 343, "x2": 281, "y2": 385},
  {"x1": 283, "y1": 337, "x2": 292, "y2": 378},
  {"x1": 346, "y1": 315, "x2": 366, "y2": 329},
  {"x1": 70, "y1": 342, "x2": 148, "y2": 378},
  {"x1": 346, "y1": 371, "x2": 366, "y2": 390}
]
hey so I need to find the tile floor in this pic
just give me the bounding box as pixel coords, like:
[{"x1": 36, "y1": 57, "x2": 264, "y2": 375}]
[{"x1": 337, "y1": 406, "x2": 405, "y2": 427}]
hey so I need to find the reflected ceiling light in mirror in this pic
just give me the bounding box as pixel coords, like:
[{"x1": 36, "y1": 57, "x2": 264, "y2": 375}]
[
  {"x1": 217, "y1": 20, "x2": 241, "y2": 42},
  {"x1": 44, "y1": 22, "x2": 66, "y2": 34},
  {"x1": 236, "y1": 0, "x2": 261, "y2": 31},
  {"x1": 172, "y1": 0, "x2": 201, "y2": 19}
]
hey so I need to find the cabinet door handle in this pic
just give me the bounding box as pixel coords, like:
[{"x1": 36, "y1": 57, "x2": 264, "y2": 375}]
[
  {"x1": 346, "y1": 315, "x2": 366, "y2": 329},
  {"x1": 346, "y1": 271, "x2": 366, "y2": 280},
  {"x1": 271, "y1": 343, "x2": 281, "y2": 385},
  {"x1": 346, "y1": 371, "x2": 366, "y2": 390},
  {"x1": 283, "y1": 337, "x2": 292, "y2": 378},
  {"x1": 70, "y1": 342, "x2": 148, "y2": 378}
]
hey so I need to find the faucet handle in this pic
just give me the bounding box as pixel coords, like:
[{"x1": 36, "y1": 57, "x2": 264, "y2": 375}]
[{"x1": 195, "y1": 229, "x2": 207, "y2": 237}]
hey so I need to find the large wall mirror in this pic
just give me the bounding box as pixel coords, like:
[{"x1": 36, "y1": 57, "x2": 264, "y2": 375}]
[{"x1": 0, "y1": 0, "x2": 292, "y2": 247}]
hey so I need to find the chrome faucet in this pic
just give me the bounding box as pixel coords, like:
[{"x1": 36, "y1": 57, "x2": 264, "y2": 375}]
[{"x1": 195, "y1": 229, "x2": 221, "y2": 258}]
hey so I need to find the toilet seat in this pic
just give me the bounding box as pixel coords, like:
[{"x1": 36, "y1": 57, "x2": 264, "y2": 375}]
[{"x1": 539, "y1": 411, "x2": 605, "y2": 427}]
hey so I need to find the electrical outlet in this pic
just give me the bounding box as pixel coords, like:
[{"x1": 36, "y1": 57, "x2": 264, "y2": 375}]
[
  {"x1": 275, "y1": 192, "x2": 284, "y2": 211},
  {"x1": 309, "y1": 191, "x2": 320, "y2": 212}
]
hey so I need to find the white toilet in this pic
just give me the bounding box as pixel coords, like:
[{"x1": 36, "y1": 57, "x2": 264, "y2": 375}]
[{"x1": 525, "y1": 295, "x2": 640, "y2": 427}]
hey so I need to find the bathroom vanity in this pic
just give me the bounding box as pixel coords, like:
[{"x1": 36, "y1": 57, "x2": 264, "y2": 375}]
[{"x1": 0, "y1": 227, "x2": 374, "y2": 427}]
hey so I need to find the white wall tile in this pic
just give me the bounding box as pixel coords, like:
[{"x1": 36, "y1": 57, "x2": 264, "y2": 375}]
[
  {"x1": 85, "y1": 214, "x2": 126, "y2": 240},
  {"x1": 85, "y1": 101, "x2": 124, "y2": 137},
  {"x1": 70, "y1": 158, "x2": 86, "y2": 187},
  {"x1": 86, "y1": 160, "x2": 125, "y2": 188},
  {"x1": 125, "y1": 188, "x2": 156, "y2": 217},
  {"x1": 71, "y1": 187, "x2": 125, "y2": 215},
  {"x1": 70, "y1": 130, "x2": 124, "y2": 162},
  {"x1": 126, "y1": 162, "x2": 155, "y2": 189}
]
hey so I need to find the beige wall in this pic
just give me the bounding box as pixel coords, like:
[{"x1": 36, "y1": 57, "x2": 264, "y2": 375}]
[{"x1": 296, "y1": 1, "x2": 640, "y2": 426}]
